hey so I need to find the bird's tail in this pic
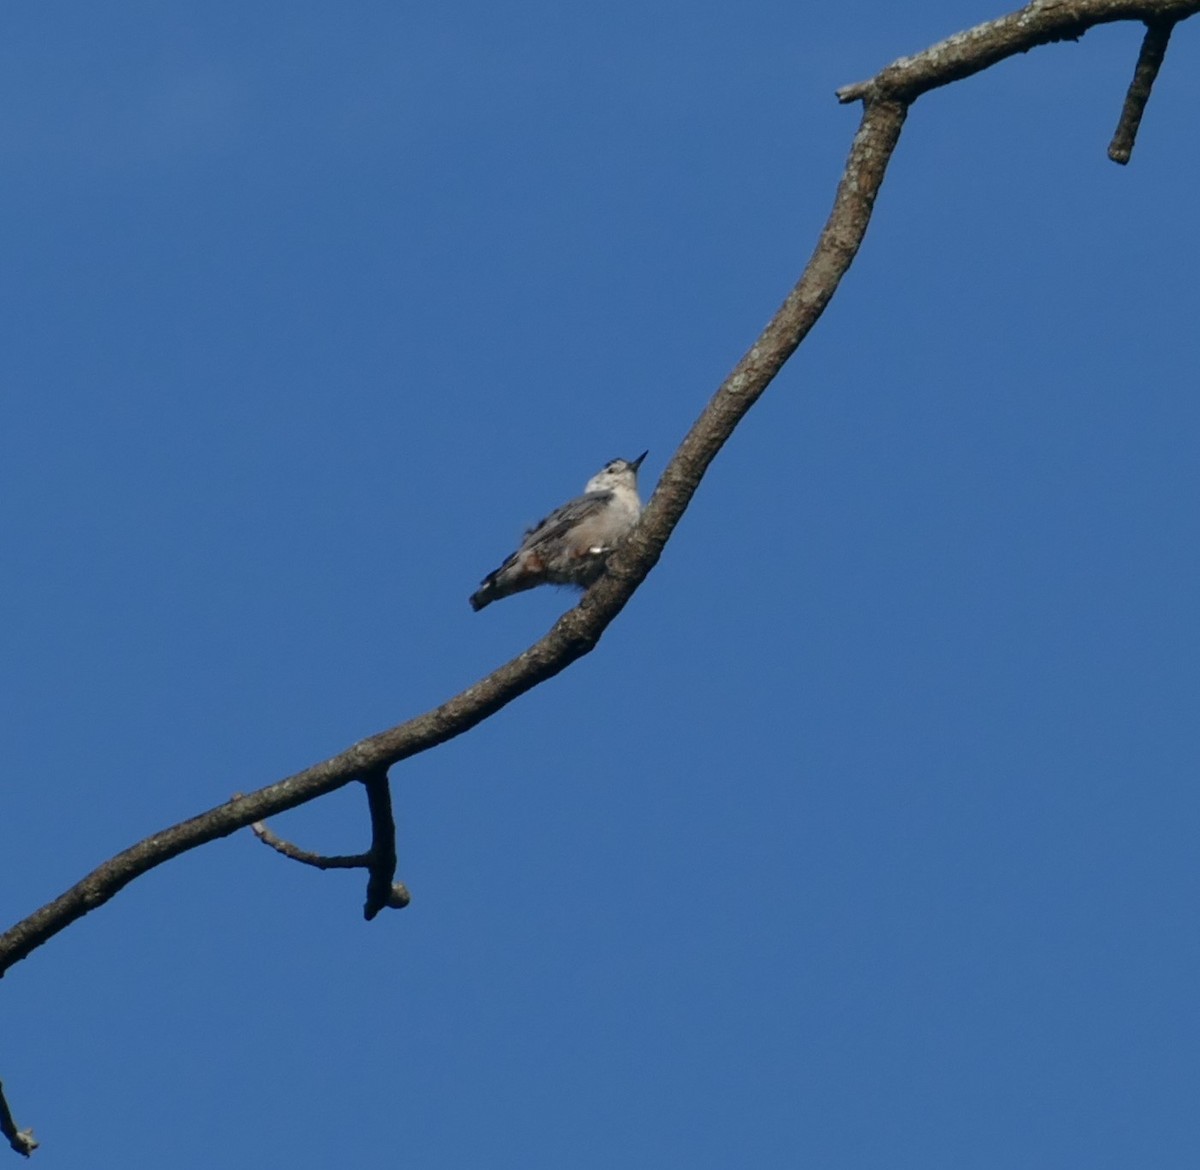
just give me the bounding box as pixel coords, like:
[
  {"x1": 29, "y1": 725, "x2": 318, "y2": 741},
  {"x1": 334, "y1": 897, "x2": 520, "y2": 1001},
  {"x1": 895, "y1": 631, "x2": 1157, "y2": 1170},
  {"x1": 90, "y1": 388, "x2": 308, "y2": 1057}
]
[
  {"x1": 469, "y1": 555, "x2": 520, "y2": 610},
  {"x1": 469, "y1": 554, "x2": 534, "y2": 611},
  {"x1": 469, "y1": 572, "x2": 501, "y2": 612}
]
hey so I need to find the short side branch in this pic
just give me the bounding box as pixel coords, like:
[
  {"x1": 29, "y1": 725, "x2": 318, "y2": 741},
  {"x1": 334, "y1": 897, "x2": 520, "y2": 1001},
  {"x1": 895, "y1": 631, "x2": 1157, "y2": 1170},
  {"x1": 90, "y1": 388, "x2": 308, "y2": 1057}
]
[
  {"x1": 250, "y1": 821, "x2": 370, "y2": 870},
  {"x1": 0, "y1": 1082, "x2": 36, "y2": 1158},
  {"x1": 1108, "y1": 18, "x2": 1177, "y2": 162},
  {"x1": 361, "y1": 771, "x2": 407, "y2": 920}
]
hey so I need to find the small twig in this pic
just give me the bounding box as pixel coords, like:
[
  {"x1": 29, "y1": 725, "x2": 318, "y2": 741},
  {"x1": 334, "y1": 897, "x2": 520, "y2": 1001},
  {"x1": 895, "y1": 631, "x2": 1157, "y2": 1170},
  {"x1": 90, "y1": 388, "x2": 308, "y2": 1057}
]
[
  {"x1": 1108, "y1": 18, "x2": 1176, "y2": 163},
  {"x1": 361, "y1": 770, "x2": 409, "y2": 920},
  {"x1": 249, "y1": 820, "x2": 370, "y2": 870},
  {"x1": 0, "y1": 1080, "x2": 36, "y2": 1158}
]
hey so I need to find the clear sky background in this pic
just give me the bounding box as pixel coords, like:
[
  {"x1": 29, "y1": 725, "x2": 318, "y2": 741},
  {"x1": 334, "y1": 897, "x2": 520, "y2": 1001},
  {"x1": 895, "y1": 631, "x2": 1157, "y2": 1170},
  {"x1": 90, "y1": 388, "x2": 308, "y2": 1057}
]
[{"x1": 3, "y1": 3, "x2": 1198, "y2": 1167}]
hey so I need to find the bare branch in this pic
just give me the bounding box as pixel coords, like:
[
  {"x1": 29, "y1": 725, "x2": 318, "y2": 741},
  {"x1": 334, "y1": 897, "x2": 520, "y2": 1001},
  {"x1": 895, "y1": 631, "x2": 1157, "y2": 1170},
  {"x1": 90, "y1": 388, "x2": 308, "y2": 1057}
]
[
  {"x1": 249, "y1": 821, "x2": 371, "y2": 870},
  {"x1": 0, "y1": 89, "x2": 905, "y2": 983},
  {"x1": 0, "y1": 1082, "x2": 36, "y2": 1158},
  {"x1": 361, "y1": 771, "x2": 407, "y2": 920},
  {"x1": 1108, "y1": 18, "x2": 1177, "y2": 162},
  {"x1": 836, "y1": 0, "x2": 1198, "y2": 105},
  {"x1": 2, "y1": 0, "x2": 1197, "y2": 1156},
  {"x1": 2, "y1": 0, "x2": 1196, "y2": 1004}
]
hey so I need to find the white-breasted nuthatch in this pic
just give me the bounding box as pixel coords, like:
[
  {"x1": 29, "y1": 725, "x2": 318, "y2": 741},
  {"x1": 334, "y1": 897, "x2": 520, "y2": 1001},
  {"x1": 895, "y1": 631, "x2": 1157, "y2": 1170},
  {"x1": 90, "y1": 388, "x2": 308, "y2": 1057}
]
[{"x1": 470, "y1": 451, "x2": 648, "y2": 611}]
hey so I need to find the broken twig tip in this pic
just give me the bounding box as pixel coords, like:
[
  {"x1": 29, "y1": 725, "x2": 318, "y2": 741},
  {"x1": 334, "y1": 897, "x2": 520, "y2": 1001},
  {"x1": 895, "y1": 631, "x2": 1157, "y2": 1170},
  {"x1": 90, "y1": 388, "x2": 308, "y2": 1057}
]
[{"x1": 1107, "y1": 18, "x2": 1176, "y2": 166}]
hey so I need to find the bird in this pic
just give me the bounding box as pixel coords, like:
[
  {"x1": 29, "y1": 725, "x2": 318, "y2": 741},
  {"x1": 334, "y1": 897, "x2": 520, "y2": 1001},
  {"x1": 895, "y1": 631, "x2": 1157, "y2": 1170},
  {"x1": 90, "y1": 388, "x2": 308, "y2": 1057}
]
[{"x1": 470, "y1": 451, "x2": 648, "y2": 611}]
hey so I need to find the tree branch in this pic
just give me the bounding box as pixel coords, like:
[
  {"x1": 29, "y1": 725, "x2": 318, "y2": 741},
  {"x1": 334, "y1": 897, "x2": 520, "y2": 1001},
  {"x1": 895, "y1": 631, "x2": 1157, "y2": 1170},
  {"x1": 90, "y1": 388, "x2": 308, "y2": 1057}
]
[
  {"x1": 249, "y1": 821, "x2": 371, "y2": 870},
  {"x1": 2, "y1": 0, "x2": 1196, "y2": 1043},
  {"x1": 836, "y1": 0, "x2": 1198, "y2": 106},
  {"x1": 0, "y1": 1082, "x2": 36, "y2": 1158},
  {"x1": 1, "y1": 97, "x2": 908, "y2": 984},
  {"x1": 1107, "y1": 18, "x2": 1177, "y2": 162},
  {"x1": 361, "y1": 771, "x2": 406, "y2": 920}
]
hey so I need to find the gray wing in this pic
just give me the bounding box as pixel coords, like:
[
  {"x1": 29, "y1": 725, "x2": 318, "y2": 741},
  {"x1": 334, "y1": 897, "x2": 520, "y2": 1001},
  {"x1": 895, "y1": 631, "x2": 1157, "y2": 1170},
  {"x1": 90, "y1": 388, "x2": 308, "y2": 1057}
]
[
  {"x1": 520, "y1": 490, "x2": 612, "y2": 551},
  {"x1": 471, "y1": 490, "x2": 615, "y2": 610}
]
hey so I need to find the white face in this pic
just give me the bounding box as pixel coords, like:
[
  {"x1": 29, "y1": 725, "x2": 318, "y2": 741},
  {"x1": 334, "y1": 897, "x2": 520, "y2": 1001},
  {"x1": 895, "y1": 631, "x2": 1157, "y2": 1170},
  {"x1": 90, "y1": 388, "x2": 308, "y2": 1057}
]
[{"x1": 586, "y1": 457, "x2": 641, "y2": 493}]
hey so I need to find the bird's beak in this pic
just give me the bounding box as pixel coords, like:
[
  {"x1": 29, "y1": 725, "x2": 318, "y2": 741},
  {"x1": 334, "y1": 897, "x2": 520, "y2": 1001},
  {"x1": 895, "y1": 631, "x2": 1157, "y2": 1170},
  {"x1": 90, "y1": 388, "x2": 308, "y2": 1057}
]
[{"x1": 630, "y1": 450, "x2": 648, "y2": 471}]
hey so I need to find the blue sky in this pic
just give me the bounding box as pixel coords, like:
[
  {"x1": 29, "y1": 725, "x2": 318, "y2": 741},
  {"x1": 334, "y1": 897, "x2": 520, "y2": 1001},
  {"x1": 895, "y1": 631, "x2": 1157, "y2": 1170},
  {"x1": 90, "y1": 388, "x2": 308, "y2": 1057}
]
[{"x1": 3, "y1": 3, "x2": 1199, "y2": 1166}]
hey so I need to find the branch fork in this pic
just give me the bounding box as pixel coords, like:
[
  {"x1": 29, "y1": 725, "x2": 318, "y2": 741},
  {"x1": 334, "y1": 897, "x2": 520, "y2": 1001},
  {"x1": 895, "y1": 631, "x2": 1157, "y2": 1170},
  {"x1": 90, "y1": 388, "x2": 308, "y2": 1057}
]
[{"x1": 248, "y1": 768, "x2": 410, "y2": 920}]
